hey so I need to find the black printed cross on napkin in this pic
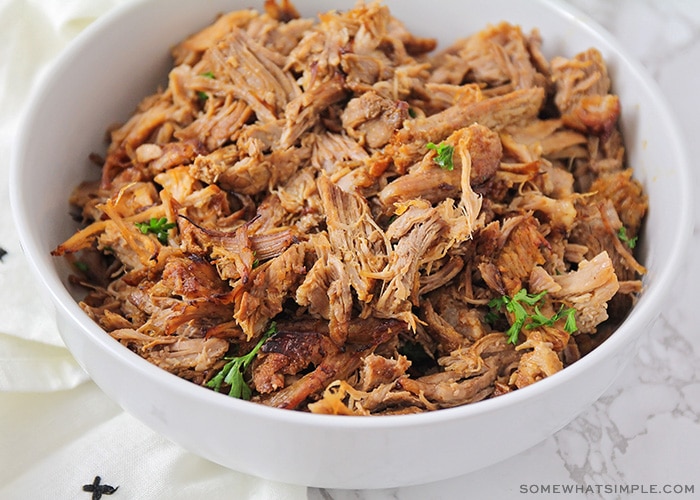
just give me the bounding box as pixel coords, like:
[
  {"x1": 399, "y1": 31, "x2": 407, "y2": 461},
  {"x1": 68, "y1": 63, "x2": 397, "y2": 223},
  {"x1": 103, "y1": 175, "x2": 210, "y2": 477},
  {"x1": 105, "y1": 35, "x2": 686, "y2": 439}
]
[{"x1": 83, "y1": 476, "x2": 119, "y2": 499}]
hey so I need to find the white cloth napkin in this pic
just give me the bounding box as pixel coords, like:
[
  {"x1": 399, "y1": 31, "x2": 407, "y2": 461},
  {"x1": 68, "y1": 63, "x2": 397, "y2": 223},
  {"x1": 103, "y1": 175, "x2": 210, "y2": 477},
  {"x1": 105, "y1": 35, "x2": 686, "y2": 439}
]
[{"x1": 0, "y1": 1, "x2": 308, "y2": 497}]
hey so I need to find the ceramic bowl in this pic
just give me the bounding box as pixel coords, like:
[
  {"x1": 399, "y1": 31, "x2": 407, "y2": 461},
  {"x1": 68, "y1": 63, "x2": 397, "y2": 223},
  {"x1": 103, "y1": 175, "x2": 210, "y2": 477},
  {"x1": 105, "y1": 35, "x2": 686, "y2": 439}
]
[{"x1": 10, "y1": 0, "x2": 692, "y2": 489}]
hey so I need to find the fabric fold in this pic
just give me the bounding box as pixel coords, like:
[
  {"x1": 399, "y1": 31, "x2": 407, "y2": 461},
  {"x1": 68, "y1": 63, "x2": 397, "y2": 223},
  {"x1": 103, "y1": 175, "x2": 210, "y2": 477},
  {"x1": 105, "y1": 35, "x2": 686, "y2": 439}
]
[
  {"x1": 0, "y1": 333, "x2": 89, "y2": 391},
  {"x1": 0, "y1": 383, "x2": 308, "y2": 499}
]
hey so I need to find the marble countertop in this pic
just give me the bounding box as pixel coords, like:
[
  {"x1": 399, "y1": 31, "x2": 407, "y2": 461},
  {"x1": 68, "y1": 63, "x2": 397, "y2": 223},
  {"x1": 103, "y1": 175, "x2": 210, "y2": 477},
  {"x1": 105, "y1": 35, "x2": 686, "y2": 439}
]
[
  {"x1": 312, "y1": 1, "x2": 700, "y2": 498},
  {"x1": 1, "y1": 0, "x2": 698, "y2": 499}
]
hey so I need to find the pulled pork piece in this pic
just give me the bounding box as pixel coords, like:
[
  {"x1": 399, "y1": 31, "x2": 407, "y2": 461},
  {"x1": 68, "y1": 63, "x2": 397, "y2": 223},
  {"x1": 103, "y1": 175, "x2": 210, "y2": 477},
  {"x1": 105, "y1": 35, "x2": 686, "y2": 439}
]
[
  {"x1": 551, "y1": 251, "x2": 620, "y2": 334},
  {"x1": 111, "y1": 328, "x2": 228, "y2": 383},
  {"x1": 371, "y1": 203, "x2": 448, "y2": 329},
  {"x1": 430, "y1": 22, "x2": 546, "y2": 91},
  {"x1": 233, "y1": 241, "x2": 308, "y2": 340},
  {"x1": 264, "y1": 0, "x2": 299, "y2": 23},
  {"x1": 317, "y1": 175, "x2": 389, "y2": 304},
  {"x1": 295, "y1": 233, "x2": 353, "y2": 345},
  {"x1": 178, "y1": 216, "x2": 257, "y2": 284},
  {"x1": 280, "y1": 73, "x2": 347, "y2": 149},
  {"x1": 569, "y1": 198, "x2": 645, "y2": 281},
  {"x1": 398, "y1": 334, "x2": 519, "y2": 408},
  {"x1": 253, "y1": 321, "x2": 332, "y2": 394},
  {"x1": 478, "y1": 215, "x2": 549, "y2": 296},
  {"x1": 510, "y1": 331, "x2": 563, "y2": 389},
  {"x1": 386, "y1": 86, "x2": 544, "y2": 173},
  {"x1": 373, "y1": 196, "x2": 476, "y2": 330},
  {"x1": 405, "y1": 371, "x2": 499, "y2": 409},
  {"x1": 218, "y1": 145, "x2": 312, "y2": 195},
  {"x1": 206, "y1": 28, "x2": 300, "y2": 123},
  {"x1": 589, "y1": 169, "x2": 647, "y2": 235},
  {"x1": 509, "y1": 190, "x2": 577, "y2": 232},
  {"x1": 257, "y1": 318, "x2": 407, "y2": 410},
  {"x1": 501, "y1": 119, "x2": 587, "y2": 164},
  {"x1": 422, "y1": 300, "x2": 469, "y2": 356},
  {"x1": 160, "y1": 254, "x2": 229, "y2": 301},
  {"x1": 358, "y1": 353, "x2": 412, "y2": 392},
  {"x1": 171, "y1": 9, "x2": 259, "y2": 66},
  {"x1": 55, "y1": 2, "x2": 648, "y2": 414},
  {"x1": 176, "y1": 96, "x2": 253, "y2": 152},
  {"x1": 307, "y1": 380, "x2": 429, "y2": 416},
  {"x1": 438, "y1": 333, "x2": 516, "y2": 377},
  {"x1": 341, "y1": 91, "x2": 410, "y2": 149},
  {"x1": 551, "y1": 48, "x2": 620, "y2": 137},
  {"x1": 378, "y1": 123, "x2": 501, "y2": 210},
  {"x1": 135, "y1": 139, "x2": 207, "y2": 177},
  {"x1": 421, "y1": 295, "x2": 482, "y2": 355}
]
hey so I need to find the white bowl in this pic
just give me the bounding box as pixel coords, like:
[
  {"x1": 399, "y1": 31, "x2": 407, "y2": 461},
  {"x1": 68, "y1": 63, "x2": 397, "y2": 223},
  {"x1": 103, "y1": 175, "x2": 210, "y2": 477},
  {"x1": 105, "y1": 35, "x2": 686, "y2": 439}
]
[{"x1": 10, "y1": 0, "x2": 692, "y2": 489}]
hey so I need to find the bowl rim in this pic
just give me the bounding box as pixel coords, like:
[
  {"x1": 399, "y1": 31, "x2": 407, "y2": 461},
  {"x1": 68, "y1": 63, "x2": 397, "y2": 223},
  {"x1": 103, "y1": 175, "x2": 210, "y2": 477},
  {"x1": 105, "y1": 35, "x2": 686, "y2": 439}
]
[{"x1": 9, "y1": 0, "x2": 694, "y2": 430}]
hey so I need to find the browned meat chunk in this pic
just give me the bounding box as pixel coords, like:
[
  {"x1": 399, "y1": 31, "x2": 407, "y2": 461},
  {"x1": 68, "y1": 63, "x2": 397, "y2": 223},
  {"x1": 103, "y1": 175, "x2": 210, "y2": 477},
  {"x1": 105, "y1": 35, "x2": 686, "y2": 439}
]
[
  {"x1": 430, "y1": 22, "x2": 545, "y2": 90},
  {"x1": 378, "y1": 123, "x2": 502, "y2": 210},
  {"x1": 551, "y1": 48, "x2": 620, "y2": 137},
  {"x1": 386, "y1": 86, "x2": 544, "y2": 173},
  {"x1": 317, "y1": 175, "x2": 389, "y2": 304},
  {"x1": 233, "y1": 242, "x2": 308, "y2": 340},
  {"x1": 258, "y1": 318, "x2": 407, "y2": 410},
  {"x1": 341, "y1": 91, "x2": 409, "y2": 149}
]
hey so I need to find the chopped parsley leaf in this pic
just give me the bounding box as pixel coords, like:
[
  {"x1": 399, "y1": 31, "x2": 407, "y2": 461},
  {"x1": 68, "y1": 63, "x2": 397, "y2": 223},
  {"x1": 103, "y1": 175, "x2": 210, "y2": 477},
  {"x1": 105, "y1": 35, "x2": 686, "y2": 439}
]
[
  {"x1": 425, "y1": 142, "x2": 454, "y2": 170},
  {"x1": 207, "y1": 322, "x2": 277, "y2": 400},
  {"x1": 135, "y1": 217, "x2": 176, "y2": 245},
  {"x1": 488, "y1": 289, "x2": 577, "y2": 344},
  {"x1": 617, "y1": 226, "x2": 638, "y2": 249},
  {"x1": 527, "y1": 304, "x2": 578, "y2": 333}
]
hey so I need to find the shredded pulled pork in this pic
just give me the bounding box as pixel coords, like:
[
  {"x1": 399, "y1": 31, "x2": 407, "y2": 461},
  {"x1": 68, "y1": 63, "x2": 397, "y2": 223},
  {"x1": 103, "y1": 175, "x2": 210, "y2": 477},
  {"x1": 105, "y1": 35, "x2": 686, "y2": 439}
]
[{"x1": 53, "y1": 1, "x2": 647, "y2": 414}]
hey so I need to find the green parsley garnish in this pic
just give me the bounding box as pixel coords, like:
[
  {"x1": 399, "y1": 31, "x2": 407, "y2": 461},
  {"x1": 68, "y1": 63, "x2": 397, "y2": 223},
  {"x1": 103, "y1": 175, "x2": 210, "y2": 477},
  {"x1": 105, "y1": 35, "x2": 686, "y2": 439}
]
[
  {"x1": 134, "y1": 217, "x2": 176, "y2": 245},
  {"x1": 487, "y1": 289, "x2": 577, "y2": 344},
  {"x1": 251, "y1": 250, "x2": 260, "y2": 269},
  {"x1": 425, "y1": 142, "x2": 454, "y2": 170},
  {"x1": 563, "y1": 307, "x2": 578, "y2": 333},
  {"x1": 74, "y1": 261, "x2": 89, "y2": 272},
  {"x1": 197, "y1": 72, "x2": 215, "y2": 101},
  {"x1": 617, "y1": 226, "x2": 638, "y2": 249},
  {"x1": 206, "y1": 322, "x2": 277, "y2": 400},
  {"x1": 527, "y1": 304, "x2": 578, "y2": 332}
]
